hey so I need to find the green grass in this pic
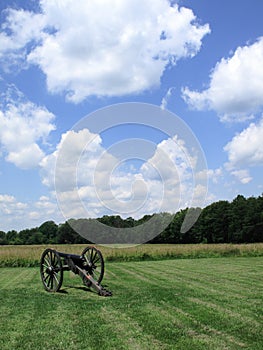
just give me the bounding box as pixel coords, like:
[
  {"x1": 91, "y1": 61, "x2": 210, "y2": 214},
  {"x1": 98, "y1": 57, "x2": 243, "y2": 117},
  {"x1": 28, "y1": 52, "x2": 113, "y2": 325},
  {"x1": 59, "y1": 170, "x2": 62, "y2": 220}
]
[
  {"x1": 0, "y1": 257, "x2": 262, "y2": 349},
  {"x1": 1, "y1": 243, "x2": 263, "y2": 266}
]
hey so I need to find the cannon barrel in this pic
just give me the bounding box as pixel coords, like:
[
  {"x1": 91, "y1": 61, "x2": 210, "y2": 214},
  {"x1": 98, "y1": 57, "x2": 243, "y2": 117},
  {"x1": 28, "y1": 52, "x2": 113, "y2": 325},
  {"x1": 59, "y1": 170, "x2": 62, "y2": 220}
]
[{"x1": 56, "y1": 251, "x2": 83, "y2": 260}]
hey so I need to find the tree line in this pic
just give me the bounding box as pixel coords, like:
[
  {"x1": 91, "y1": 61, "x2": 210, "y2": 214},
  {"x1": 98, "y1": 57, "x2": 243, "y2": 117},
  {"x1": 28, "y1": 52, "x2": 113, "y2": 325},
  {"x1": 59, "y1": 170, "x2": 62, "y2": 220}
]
[{"x1": 0, "y1": 194, "x2": 262, "y2": 245}]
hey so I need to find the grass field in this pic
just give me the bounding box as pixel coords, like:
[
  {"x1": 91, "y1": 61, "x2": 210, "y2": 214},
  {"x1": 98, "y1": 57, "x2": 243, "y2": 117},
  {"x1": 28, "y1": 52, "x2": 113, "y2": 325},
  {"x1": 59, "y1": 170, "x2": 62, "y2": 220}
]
[
  {"x1": 0, "y1": 257, "x2": 262, "y2": 349},
  {"x1": 1, "y1": 243, "x2": 263, "y2": 266}
]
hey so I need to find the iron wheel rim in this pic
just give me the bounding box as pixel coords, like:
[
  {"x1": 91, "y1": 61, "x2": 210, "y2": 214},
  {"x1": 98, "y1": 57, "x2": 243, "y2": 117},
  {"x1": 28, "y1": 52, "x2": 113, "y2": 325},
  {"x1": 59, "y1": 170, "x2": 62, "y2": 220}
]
[
  {"x1": 81, "y1": 246, "x2": 104, "y2": 284},
  {"x1": 40, "y1": 248, "x2": 63, "y2": 292}
]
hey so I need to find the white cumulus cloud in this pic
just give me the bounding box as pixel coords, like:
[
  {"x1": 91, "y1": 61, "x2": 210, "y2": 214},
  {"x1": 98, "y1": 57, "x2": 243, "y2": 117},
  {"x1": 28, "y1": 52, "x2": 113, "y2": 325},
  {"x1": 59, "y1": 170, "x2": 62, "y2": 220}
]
[
  {"x1": 160, "y1": 87, "x2": 176, "y2": 110},
  {"x1": 224, "y1": 117, "x2": 263, "y2": 168},
  {"x1": 182, "y1": 37, "x2": 263, "y2": 122},
  {"x1": 230, "y1": 169, "x2": 252, "y2": 184},
  {"x1": 0, "y1": 0, "x2": 210, "y2": 102},
  {"x1": 0, "y1": 194, "x2": 27, "y2": 215},
  {"x1": 41, "y1": 128, "x2": 207, "y2": 220},
  {"x1": 224, "y1": 117, "x2": 263, "y2": 183},
  {"x1": 40, "y1": 128, "x2": 106, "y2": 190},
  {"x1": 0, "y1": 8, "x2": 45, "y2": 70},
  {"x1": 0, "y1": 85, "x2": 55, "y2": 169},
  {"x1": 0, "y1": 193, "x2": 62, "y2": 231}
]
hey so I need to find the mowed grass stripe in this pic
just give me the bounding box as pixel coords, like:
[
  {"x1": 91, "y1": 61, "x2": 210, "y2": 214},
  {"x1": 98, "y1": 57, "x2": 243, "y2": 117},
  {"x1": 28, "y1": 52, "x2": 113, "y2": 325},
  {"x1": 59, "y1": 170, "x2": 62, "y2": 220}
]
[
  {"x1": 0, "y1": 257, "x2": 262, "y2": 350},
  {"x1": 108, "y1": 258, "x2": 263, "y2": 349},
  {"x1": 110, "y1": 258, "x2": 263, "y2": 344},
  {"x1": 187, "y1": 297, "x2": 262, "y2": 330},
  {"x1": 158, "y1": 303, "x2": 247, "y2": 349},
  {"x1": 101, "y1": 307, "x2": 166, "y2": 350},
  {"x1": 140, "y1": 258, "x2": 262, "y2": 291},
  {"x1": 171, "y1": 297, "x2": 261, "y2": 346},
  {"x1": 109, "y1": 259, "x2": 262, "y2": 326},
  {"x1": 134, "y1": 259, "x2": 262, "y2": 315},
  {"x1": 112, "y1": 261, "x2": 249, "y2": 302},
  {"x1": 144, "y1": 303, "x2": 240, "y2": 349},
  {"x1": 134, "y1": 259, "x2": 262, "y2": 302},
  {"x1": 110, "y1": 263, "x2": 162, "y2": 284},
  {"x1": 111, "y1": 258, "x2": 263, "y2": 299},
  {"x1": 0, "y1": 267, "x2": 37, "y2": 288}
]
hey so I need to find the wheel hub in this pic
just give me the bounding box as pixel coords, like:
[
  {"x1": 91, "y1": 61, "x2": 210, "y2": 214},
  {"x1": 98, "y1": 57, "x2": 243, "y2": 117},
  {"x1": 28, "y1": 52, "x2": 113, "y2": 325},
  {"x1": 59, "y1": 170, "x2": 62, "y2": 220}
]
[{"x1": 46, "y1": 266, "x2": 54, "y2": 275}]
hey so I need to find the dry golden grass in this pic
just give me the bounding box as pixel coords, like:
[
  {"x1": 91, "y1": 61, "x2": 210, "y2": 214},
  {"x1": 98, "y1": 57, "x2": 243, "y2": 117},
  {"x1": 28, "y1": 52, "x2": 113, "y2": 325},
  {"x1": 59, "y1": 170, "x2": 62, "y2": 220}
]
[{"x1": 0, "y1": 243, "x2": 263, "y2": 266}]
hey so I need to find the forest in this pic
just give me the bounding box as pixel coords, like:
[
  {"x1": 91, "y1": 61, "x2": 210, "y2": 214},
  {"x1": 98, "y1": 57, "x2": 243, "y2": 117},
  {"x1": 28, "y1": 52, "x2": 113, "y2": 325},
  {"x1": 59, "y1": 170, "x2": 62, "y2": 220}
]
[{"x1": 0, "y1": 194, "x2": 262, "y2": 245}]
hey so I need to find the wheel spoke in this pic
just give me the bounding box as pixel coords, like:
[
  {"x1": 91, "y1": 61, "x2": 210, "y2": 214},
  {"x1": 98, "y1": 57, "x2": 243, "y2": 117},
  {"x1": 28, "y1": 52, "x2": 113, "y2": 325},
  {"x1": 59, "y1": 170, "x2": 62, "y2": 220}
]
[
  {"x1": 42, "y1": 262, "x2": 49, "y2": 269},
  {"x1": 91, "y1": 250, "x2": 97, "y2": 263},
  {"x1": 50, "y1": 276, "x2": 53, "y2": 290},
  {"x1": 40, "y1": 249, "x2": 63, "y2": 292},
  {"x1": 51, "y1": 251, "x2": 55, "y2": 266},
  {"x1": 44, "y1": 256, "x2": 51, "y2": 266},
  {"x1": 87, "y1": 249, "x2": 91, "y2": 263},
  {"x1": 53, "y1": 273, "x2": 59, "y2": 287},
  {"x1": 47, "y1": 252, "x2": 52, "y2": 266},
  {"x1": 93, "y1": 256, "x2": 100, "y2": 264},
  {"x1": 81, "y1": 246, "x2": 104, "y2": 284},
  {"x1": 46, "y1": 275, "x2": 51, "y2": 287},
  {"x1": 43, "y1": 274, "x2": 49, "y2": 283},
  {"x1": 93, "y1": 270, "x2": 99, "y2": 279}
]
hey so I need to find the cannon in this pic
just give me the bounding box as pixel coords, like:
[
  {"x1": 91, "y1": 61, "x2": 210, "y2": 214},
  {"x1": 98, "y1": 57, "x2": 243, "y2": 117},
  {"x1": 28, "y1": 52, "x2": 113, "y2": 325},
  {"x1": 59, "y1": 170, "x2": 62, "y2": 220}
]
[{"x1": 40, "y1": 246, "x2": 112, "y2": 296}]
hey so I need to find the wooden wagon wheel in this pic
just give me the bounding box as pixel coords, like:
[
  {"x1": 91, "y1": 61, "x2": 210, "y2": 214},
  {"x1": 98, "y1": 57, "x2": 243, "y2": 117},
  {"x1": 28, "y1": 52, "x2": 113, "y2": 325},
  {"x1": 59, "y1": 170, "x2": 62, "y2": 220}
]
[
  {"x1": 40, "y1": 248, "x2": 63, "y2": 292},
  {"x1": 81, "y1": 246, "x2": 104, "y2": 284}
]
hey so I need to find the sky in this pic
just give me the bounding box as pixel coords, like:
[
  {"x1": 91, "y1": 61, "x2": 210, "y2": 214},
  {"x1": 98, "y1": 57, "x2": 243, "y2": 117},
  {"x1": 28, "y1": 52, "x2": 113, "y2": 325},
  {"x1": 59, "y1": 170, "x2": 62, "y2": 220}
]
[{"x1": 0, "y1": 0, "x2": 263, "y2": 233}]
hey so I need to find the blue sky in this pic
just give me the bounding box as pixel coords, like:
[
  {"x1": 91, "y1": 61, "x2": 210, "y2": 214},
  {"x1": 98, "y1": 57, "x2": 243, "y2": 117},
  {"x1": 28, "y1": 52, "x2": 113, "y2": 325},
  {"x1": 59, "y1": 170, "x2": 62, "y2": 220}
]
[{"x1": 0, "y1": 0, "x2": 263, "y2": 232}]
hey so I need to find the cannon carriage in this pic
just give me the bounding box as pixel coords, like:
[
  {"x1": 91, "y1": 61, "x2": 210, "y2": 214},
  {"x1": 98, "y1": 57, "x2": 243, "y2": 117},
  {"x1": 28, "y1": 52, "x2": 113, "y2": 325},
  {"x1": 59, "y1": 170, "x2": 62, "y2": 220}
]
[{"x1": 40, "y1": 246, "x2": 111, "y2": 296}]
